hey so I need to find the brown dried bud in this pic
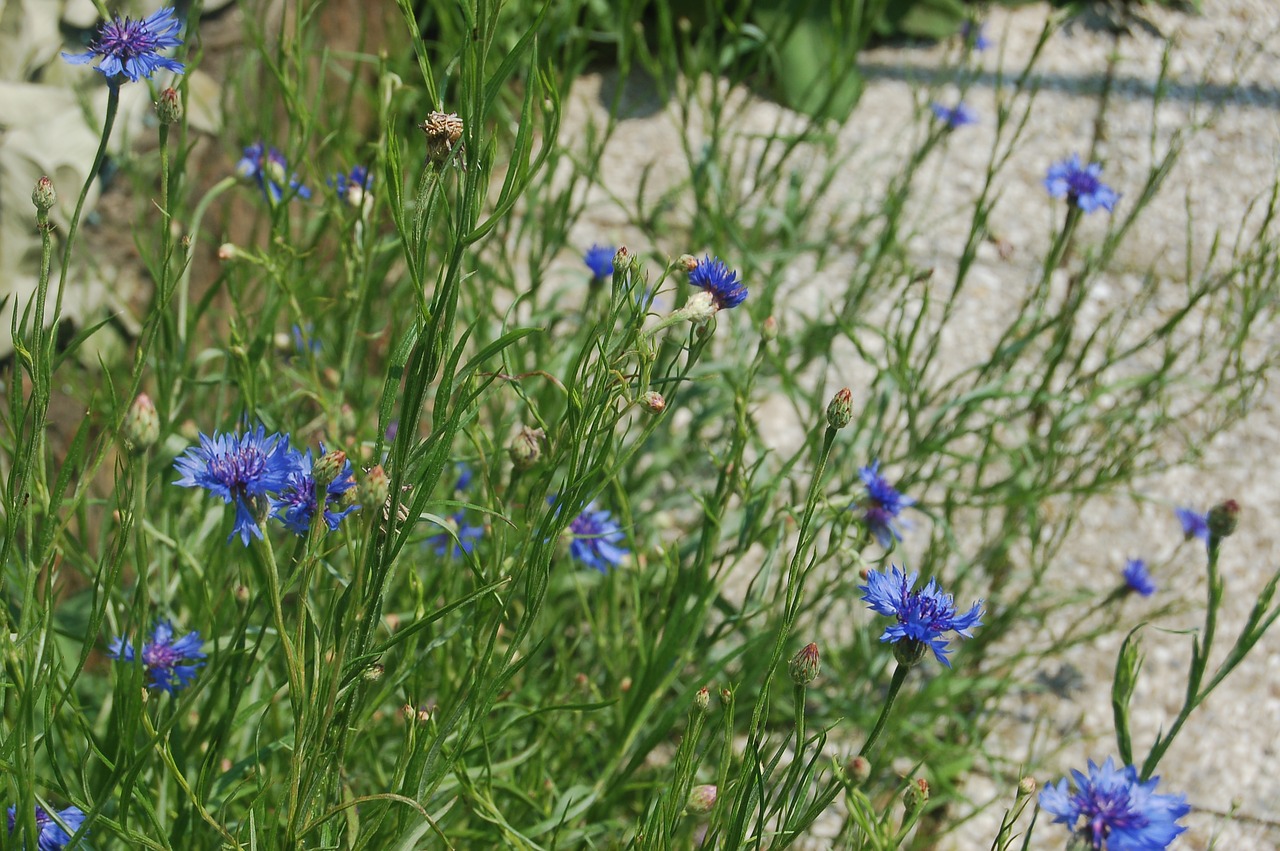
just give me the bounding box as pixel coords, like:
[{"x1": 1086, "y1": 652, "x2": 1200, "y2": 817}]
[{"x1": 419, "y1": 111, "x2": 464, "y2": 165}]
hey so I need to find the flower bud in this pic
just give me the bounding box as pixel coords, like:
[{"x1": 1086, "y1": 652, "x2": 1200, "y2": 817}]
[
  {"x1": 217, "y1": 243, "x2": 239, "y2": 262},
  {"x1": 826, "y1": 387, "x2": 853, "y2": 430},
  {"x1": 123, "y1": 393, "x2": 160, "y2": 450},
  {"x1": 845, "y1": 755, "x2": 871, "y2": 786},
  {"x1": 313, "y1": 448, "x2": 348, "y2": 490},
  {"x1": 761, "y1": 315, "x2": 778, "y2": 341},
  {"x1": 419, "y1": 110, "x2": 464, "y2": 165},
  {"x1": 639, "y1": 391, "x2": 666, "y2": 414},
  {"x1": 360, "y1": 465, "x2": 390, "y2": 511},
  {"x1": 362, "y1": 662, "x2": 385, "y2": 682},
  {"x1": 789, "y1": 642, "x2": 820, "y2": 686},
  {"x1": 156, "y1": 87, "x2": 182, "y2": 125},
  {"x1": 32, "y1": 176, "x2": 56, "y2": 213},
  {"x1": 1207, "y1": 499, "x2": 1240, "y2": 540},
  {"x1": 681, "y1": 290, "x2": 717, "y2": 323},
  {"x1": 693, "y1": 686, "x2": 710, "y2": 713},
  {"x1": 1017, "y1": 776, "x2": 1036, "y2": 798},
  {"x1": 685, "y1": 784, "x2": 717, "y2": 815},
  {"x1": 676, "y1": 253, "x2": 699, "y2": 272},
  {"x1": 903, "y1": 777, "x2": 929, "y2": 816},
  {"x1": 509, "y1": 425, "x2": 545, "y2": 471}
]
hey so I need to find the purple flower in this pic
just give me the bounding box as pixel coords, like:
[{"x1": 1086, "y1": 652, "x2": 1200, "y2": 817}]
[
  {"x1": 292, "y1": 323, "x2": 320, "y2": 356},
  {"x1": 859, "y1": 566, "x2": 983, "y2": 666},
  {"x1": 689, "y1": 255, "x2": 748, "y2": 310},
  {"x1": 173, "y1": 425, "x2": 294, "y2": 545},
  {"x1": 568, "y1": 503, "x2": 629, "y2": 572},
  {"x1": 930, "y1": 102, "x2": 978, "y2": 129},
  {"x1": 858, "y1": 460, "x2": 915, "y2": 547},
  {"x1": 1045, "y1": 154, "x2": 1119, "y2": 214},
  {"x1": 62, "y1": 7, "x2": 184, "y2": 83},
  {"x1": 452, "y1": 462, "x2": 473, "y2": 493},
  {"x1": 1175, "y1": 507, "x2": 1208, "y2": 543},
  {"x1": 584, "y1": 244, "x2": 616, "y2": 280},
  {"x1": 961, "y1": 21, "x2": 991, "y2": 51},
  {"x1": 270, "y1": 447, "x2": 359, "y2": 535},
  {"x1": 1040, "y1": 757, "x2": 1189, "y2": 850},
  {"x1": 109, "y1": 620, "x2": 206, "y2": 694},
  {"x1": 1123, "y1": 558, "x2": 1155, "y2": 597},
  {"x1": 236, "y1": 142, "x2": 312, "y2": 203},
  {"x1": 427, "y1": 512, "x2": 484, "y2": 557},
  {"x1": 331, "y1": 165, "x2": 372, "y2": 206},
  {"x1": 7, "y1": 805, "x2": 87, "y2": 850}
]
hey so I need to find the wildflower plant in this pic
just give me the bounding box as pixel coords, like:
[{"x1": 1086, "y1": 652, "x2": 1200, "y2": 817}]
[{"x1": 7, "y1": 2, "x2": 1280, "y2": 849}]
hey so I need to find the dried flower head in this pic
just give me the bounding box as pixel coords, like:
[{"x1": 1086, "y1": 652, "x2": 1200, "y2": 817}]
[{"x1": 420, "y1": 111, "x2": 465, "y2": 165}]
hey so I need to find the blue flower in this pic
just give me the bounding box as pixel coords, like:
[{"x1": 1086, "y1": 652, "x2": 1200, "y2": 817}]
[
  {"x1": 689, "y1": 255, "x2": 748, "y2": 310},
  {"x1": 858, "y1": 460, "x2": 915, "y2": 547},
  {"x1": 291, "y1": 323, "x2": 321, "y2": 356},
  {"x1": 568, "y1": 503, "x2": 629, "y2": 572},
  {"x1": 930, "y1": 102, "x2": 978, "y2": 129},
  {"x1": 62, "y1": 7, "x2": 184, "y2": 83},
  {"x1": 1123, "y1": 558, "x2": 1155, "y2": 597},
  {"x1": 427, "y1": 512, "x2": 484, "y2": 557},
  {"x1": 1045, "y1": 154, "x2": 1119, "y2": 214},
  {"x1": 109, "y1": 620, "x2": 206, "y2": 694},
  {"x1": 1040, "y1": 757, "x2": 1189, "y2": 850},
  {"x1": 236, "y1": 142, "x2": 312, "y2": 203},
  {"x1": 859, "y1": 566, "x2": 983, "y2": 666},
  {"x1": 584, "y1": 244, "x2": 616, "y2": 280},
  {"x1": 7, "y1": 805, "x2": 87, "y2": 850},
  {"x1": 1175, "y1": 507, "x2": 1208, "y2": 543},
  {"x1": 961, "y1": 21, "x2": 991, "y2": 51},
  {"x1": 331, "y1": 165, "x2": 372, "y2": 205},
  {"x1": 173, "y1": 425, "x2": 294, "y2": 545},
  {"x1": 270, "y1": 447, "x2": 358, "y2": 535},
  {"x1": 452, "y1": 462, "x2": 473, "y2": 493}
]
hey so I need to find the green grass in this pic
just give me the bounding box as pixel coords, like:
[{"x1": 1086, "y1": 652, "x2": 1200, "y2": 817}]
[{"x1": 2, "y1": 1, "x2": 1279, "y2": 848}]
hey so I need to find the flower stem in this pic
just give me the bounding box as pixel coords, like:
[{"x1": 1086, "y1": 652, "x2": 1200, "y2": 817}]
[{"x1": 859, "y1": 662, "x2": 911, "y2": 756}]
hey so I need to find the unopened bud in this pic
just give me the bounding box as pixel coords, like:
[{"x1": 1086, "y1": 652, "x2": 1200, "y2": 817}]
[
  {"x1": 693, "y1": 686, "x2": 710, "y2": 713},
  {"x1": 639, "y1": 391, "x2": 666, "y2": 414},
  {"x1": 313, "y1": 449, "x2": 348, "y2": 489},
  {"x1": 234, "y1": 585, "x2": 251, "y2": 605},
  {"x1": 681, "y1": 290, "x2": 717, "y2": 323},
  {"x1": 419, "y1": 111, "x2": 464, "y2": 165},
  {"x1": 676, "y1": 253, "x2": 698, "y2": 272},
  {"x1": 846, "y1": 755, "x2": 871, "y2": 786},
  {"x1": 685, "y1": 784, "x2": 717, "y2": 815},
  {"x1": 789, "y1": 642, "x2": 820, "y2": 686},
  {"x1": 361, "y1": 465, "x2": 390, "y2": 510},
  {"x1": 509, "y1": 425, "x2": 545, "y2": 471},
  {"x1": 761, "y1": 315, "x2": 778, "y2": 341},
  {"x1": 826, "y1": 387, "x2": 853, "y2": 430},
  {"x1": 123, "y1": 393, "x2": 160, "y2": 450},
  {"x1": 1207, "y1": 499, "x2": 1240, "y2": 540},
  {"x1": 32, "y1": 176, "x2": 56, "y2": 213},
  {"x1": 217, "y1": 243, "x2": 238, "y2": 262},
  {"x1": 156, "y1": 87, "x2": 182, "y2": 125},
  {"x1": 1017, "y1": 776, "x2": 1036, "y2": 798},
  {"x1": 903, "y1": 777, "x2": 929, "y2": 815}
]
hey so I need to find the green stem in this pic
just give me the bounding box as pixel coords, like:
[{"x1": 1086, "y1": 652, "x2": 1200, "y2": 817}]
[
  {"x1": 177, "y1": 176, "x2": 238, "y2": 343},
  {"x1": 859, "y1": 662, "x2": 911, "y2": 757}
]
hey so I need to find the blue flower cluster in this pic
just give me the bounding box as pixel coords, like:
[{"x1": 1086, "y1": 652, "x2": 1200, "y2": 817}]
[
  {"x1": 1040, "y1": 757, "x2": 1189, "y2": 850},
  {"x1": 62, "y1": 7, "x2": 184, "y2": 83},
  {"x1": 109, "y1": 620, "x2": 206, "y2": 695},
  {"x1": 1123, "y1": 558, "x2": 1155, "y2": 597},
  {"x1": 236, "y1": 142, "x2": 313, "y2": 204},
  {"x1": 858, "y1": 460, "x2": 914, "y2": 547},
  {"x1": 7, "y1": 804, "x2": 87, "y2": 850},
  {"x1": 568, "y1": 503, "x2": 629, "y2": 572},
  {"x1": 930, "y1": 102, "x2": 978, "y2": 129},
  {"x1": 859, "y1": 566, "x2": 983, "y2": 667},
  {"x1": 173, "y1": 425, "x2": 358, "y2": 545}
]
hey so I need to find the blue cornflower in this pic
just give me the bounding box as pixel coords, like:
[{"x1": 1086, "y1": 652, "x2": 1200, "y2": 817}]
[
  {"x1": 270, "y1": 447, "x2": 359, "y2": 535},
  {"x1": 688, "y1": 255, "x2": 748, "y2": 310},
  {"x1": 1175, "y1": 507, "x2": 1209, "y2": 543},
  {"x1": 961, "y1": 21, "x2": 991, "y2": 51},
  {"x1": 291, "y1": 323, "x2": 321, "y2": 356},
  {"x1": 1045, "y1": 154, "x2": 1119, "y2": 214},
  {"x1": 236, "y1": 142, "x2": 312, "y2": 203},
  {"x1": 1123, "y1": 558, "x2": 1155, "y2": 597},
  {"x1": 858, "y1": 460, "x2": 915, "y2": 547},
  {"x1": 173, "y1": 425, "x2": 294, "y2": 545},
  {"x1": 859, "y1": 566, "x2": 983, "y2": 667},
  {"x1": 109, "y1": 620, "x2": 206, "y2": 694},
  {"x1": 7, "y1": 805, "x2": 87, "y2": 850},
  {"x1": 930, "y1": 101, "x2": 978, "y2": 129},
  {"x1": 584, "y1": 244, "x2": 616, "y2": 280},
  {"x1": 568, "y1": 503, "x2": 629, "y2": 572},
  {"x1": 1040, "y1": 757, "x2": 1189, "y2": 851},
  {"x1": 62, "y1": 7, "x2": 184, "y2": 83},
  {"x1": 331, "y1": 165, "x2": 372, "y2": 205},
  {"x1": 427, "y1": 512, "x2": 485, "y2": 557},
  {"x1": 452, "y1": 462, "x2": 473, "y2": 493}
]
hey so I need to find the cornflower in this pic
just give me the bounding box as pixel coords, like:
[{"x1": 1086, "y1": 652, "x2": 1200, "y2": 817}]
[
  {"x1": 688, "y1": 255, "x2": 748, "y2": 310},
  {"x1": 270, "y1": 447, "x2": 359, "y2": 535},
  {"x1": 6, "y1": 805, "x2": 87, "y2": 850},
  {"x1": 584, "y1": 244, "x2": 616, "y2": 280},
  {"x1": 62, "y1": 7, "x2": 184, "y2": 83},
  {"x1": 109, "y1": 620, "x2": 206, "y2": 694},
  {"x1": 1175, "y1": 507, "x2": 1208, "y2": 543},
  {"x1": 859, "y1": 566, "x2": 983, "y2": 667},
  {"x1": 236, "y1": 142, "x2": 312, "y2": 203},
  {"x1": 1040, "y1": 757, "x2": 1189, "y2": 850},
  {"x1": 1045, "y1": 154, "x2": 1119, "y2": 213},
  {"x1": 930, "y1": 102, "x2": 978, "y2": 129},
  {"x1": 1122, "y1": 558, "x2": 1155, "y2": 597},
  {"x1": 173, "y1": 425, "x2": 293, "y2": 544},
  {"x1": 858, "y1": 460, "x2": 914, "y2": 547},
  {"x1": 568, "y1": 503, "x2": 629, "y2": 572}
]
